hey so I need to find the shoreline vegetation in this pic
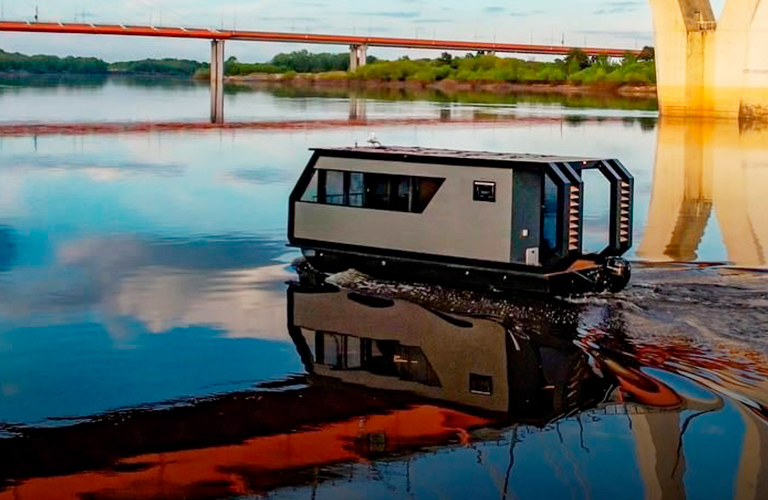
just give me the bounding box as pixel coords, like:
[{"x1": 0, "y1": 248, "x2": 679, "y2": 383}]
[{"x1": 0, "y1": 47, "x2": 657, "y2": 96}]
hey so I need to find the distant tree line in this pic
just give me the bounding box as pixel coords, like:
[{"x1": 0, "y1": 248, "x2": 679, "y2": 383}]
[
  {"x1": 271, "y1": 49, "x2": 377, "y2": 72},
  {"x1": 0, "y1": 49, "x2": 205, "y2": 76},
  {"x1": 0, "y1": 49, "x2": 108, "y2": 74},
  {"x1": 194, "y1": 50, "x2": 380, "y2": 78},
  {"x1": 1, "y1": 46, "x2": 656, "y2": 86},
  {"x1": 204, "y1": 47, "x2": 655, "y2": 86},
  {"x1": 351, "y1": 48, "x2": 656, "y2": 85},
  {"x1": 109, "y1": 58, "x2": 205, "y2": 76}
]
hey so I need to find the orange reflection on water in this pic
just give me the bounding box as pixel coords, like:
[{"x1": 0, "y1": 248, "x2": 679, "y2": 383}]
[
  {"x1": 638, "y1": 117, "x2": 768, "y2": 268},
  {"x1": 1, "y1": 405, "x2": 492, "y2": 500}
]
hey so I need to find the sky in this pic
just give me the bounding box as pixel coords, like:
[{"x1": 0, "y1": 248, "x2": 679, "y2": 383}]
[{"x1": 0, "y1": 0, "x2": 729, "y2": 62}]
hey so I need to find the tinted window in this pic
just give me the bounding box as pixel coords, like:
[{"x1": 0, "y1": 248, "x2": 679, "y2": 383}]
[
  {"x1": 349, "y1": 172, "x2": 365, "y2": 207},
  {"x1": 542, "y1": 174, "x2": 559, "y2": 258},
  {"x1": 299, "y1": 169, "x2": 444, "y2": 214},
  {"x1": 392, "y1": 176, "x2": 412, "y2": 212},
  {"x1": 473, "y1": 181, "x2": 496, "y2": 202},
  {"x1": 364, "y1": 173, "x2": 393, "y2": 210},
  {"x1": 470, "y1": 374, "x2": 493, "y2": 395},
  {"x1": 324, "y1": 170, "x2": 346, "y2": 205},
  {"x1": 300, "y1": 172, "x2": 319, "y2": 202},
  {"x1": 414, "y1": 177, "x2": 443, "y2": 213}
]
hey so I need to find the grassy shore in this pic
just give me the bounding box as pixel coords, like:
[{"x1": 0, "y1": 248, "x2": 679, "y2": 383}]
[
  {"x1": 222, "y1": 71, "x2": 656, "y2": 97},
  {"x1": 2, "y1": 47, "x2": 657, "y2": 96},
  {"x1": 202, "y1": 51, "x2": 658, "y2": 96}
]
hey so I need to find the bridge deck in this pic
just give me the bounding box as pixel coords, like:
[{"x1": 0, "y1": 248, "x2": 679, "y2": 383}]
[{"x1": 0, "y1": 21, "x2": 641, "y2": 58}]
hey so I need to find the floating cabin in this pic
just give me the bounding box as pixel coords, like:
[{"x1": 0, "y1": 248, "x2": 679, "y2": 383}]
[{"x1": 288, "y1": 146, "x2": 634, "y2": 294}]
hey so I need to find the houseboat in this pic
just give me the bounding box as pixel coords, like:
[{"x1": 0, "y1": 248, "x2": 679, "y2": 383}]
[{"x1": 288, "y1": 145, "x2": 634, "y2": 294}]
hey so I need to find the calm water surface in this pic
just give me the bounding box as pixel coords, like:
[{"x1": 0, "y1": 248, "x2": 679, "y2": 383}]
[{"x1": 0, "y1": 77, "x2": 767, "y2": 499}]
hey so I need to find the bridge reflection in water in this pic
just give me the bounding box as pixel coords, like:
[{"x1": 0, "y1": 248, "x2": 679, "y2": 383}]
[
  {"x1": 638, "y1": 117, "x2": 768, "y2": 268},
  {"x1": 2, "y1": 279, "x2": 767, "y2": 499}
]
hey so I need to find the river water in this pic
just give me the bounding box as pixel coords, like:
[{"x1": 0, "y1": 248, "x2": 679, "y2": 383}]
[{"x1": 0, "y1": 76, "x2": 767, "y2": 500}]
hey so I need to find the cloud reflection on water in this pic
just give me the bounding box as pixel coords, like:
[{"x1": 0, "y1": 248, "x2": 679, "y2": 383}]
[{"x1": 0, "y1": 235, "x2": 293, "y2": 343}]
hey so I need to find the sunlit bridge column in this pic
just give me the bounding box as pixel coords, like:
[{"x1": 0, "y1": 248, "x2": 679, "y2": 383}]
[
  {"x1": 210, "y1": 39, "x2": 225, "y2": 124},
  {"x1": 648, "y1": 0, "x2": 718, "y2": 116}
]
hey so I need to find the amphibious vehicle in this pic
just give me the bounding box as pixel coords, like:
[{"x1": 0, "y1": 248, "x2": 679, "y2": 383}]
[{"x1": 288, "y1": 145, "x2": 633, "y2": 294}]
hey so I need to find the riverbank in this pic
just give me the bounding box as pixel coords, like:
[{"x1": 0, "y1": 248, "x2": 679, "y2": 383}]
[{"x1": 223, "y1": 72, "x2": 657, "y2": 98}]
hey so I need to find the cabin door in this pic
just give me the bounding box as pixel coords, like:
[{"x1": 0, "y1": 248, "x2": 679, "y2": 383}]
[{"x1": 510, "y1": 170, "x2": 542, "y2": 265}]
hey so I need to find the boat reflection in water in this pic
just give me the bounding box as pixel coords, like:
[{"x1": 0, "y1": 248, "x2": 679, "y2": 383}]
[
  {"x1": 290, "y1": 280, "x2": 622, "y2": 422},
  {"x1": 2, "y1": 272, "x2": 768, "y2": 499}
]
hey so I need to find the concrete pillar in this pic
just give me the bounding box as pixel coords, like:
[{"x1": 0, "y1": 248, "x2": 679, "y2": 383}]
[
  {"x1": 649, "y1": 0, "x2": 768, "y2": 118},
  {"x1": 358, "y1": 44, "x2": 368, "y2": 68},
  {"x1": 349, "y1": 44, "x2": 367, "y2": 72},
  {"x1": 648, "y1": 0, "x2": 718, "y2": 117},
  {"x1": 210, "y1": 39, "x2": 225, "y2": 124},
  {"x1": 720, "y1": 0, "x2": 768, "y2": 118},
  {"x1": 349, "y1": 45, "x2": 359, "y2": 73}
]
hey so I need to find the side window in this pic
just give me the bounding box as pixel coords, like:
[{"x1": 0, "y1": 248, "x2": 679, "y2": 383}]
[
  {"x1": 473, "y1": 181, "x2": 496, "y2": 202},
  {"x1": 349, "y1": 172, "x2": 365, "y2": 207},
  {"x1": 300, "y1": 171, "x2": 319, "y2": 202},
  {"x1": 324, "y1": 170, "x2": 346, "y2": 205},
  {"x1": 542, "y1": 173, "x2": 560, "y2": 258},
  {"x1": 364, "y1": 173, "x2": 393, "y2": 210},
  {"x1": 391, "y1": 176, "x2": 413, "y2": 212},
  {"x1": 300, "y1": 169, "x2": 444, "y2": 214},
  {"x1": 469, "y1": 374, "x2": 493, "y2": 395},
  {"x1": 413, "y1": 177, "x2": 444, "y2": 213}
]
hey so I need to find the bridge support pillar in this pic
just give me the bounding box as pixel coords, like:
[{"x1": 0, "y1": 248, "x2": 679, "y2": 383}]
[
  {"x1": 349, "y1": 44, "x2": 367, "y2": 72},
  {"x1": 210, "y1": 39, "x2": 225, "y2": 123},
  {"x1": 649, "y1": 0, "x2": 768, "y2": 118},
  {"x1": 649, "y1": 0, "x2": 718, "y2": 117}
]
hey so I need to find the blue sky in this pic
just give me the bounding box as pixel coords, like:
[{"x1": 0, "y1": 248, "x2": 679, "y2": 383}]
[{"x1": 0, "y1": 0, "x2": 728, "y2": 62}]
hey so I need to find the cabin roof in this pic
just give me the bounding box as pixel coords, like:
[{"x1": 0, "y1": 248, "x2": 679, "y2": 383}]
[{"x1": 312, "y1": 146, "x2": 606, "y2": 166}]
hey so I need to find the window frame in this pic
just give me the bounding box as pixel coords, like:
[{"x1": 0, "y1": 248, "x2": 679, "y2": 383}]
[{"x1": 473, "y1": 181, "x2": 496, "y2": 203}]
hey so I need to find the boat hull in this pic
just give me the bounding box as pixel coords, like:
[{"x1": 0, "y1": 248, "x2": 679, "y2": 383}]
[{"x1": 298, "y1": 248, "x2": 631, "y2": 295}]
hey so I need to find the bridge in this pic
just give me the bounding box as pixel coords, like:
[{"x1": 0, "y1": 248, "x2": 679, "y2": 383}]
[
  {"x1": 0, "y1": 21, "x2": 642, "y2": 123},
  {"x1": 4, "y1": 0, "x2": 768, "y2": 119},
  {"x1": 0, "y1": 114, "x2": 637, "y2": 138}
]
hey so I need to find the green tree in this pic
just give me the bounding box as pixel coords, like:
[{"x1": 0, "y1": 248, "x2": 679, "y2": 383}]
[
  {"x1": 564, "y1": 49, "x2": 591, "y2": 74},
  {"x1": 638, "y1": 46, "x2": 655, "y2": 62}
]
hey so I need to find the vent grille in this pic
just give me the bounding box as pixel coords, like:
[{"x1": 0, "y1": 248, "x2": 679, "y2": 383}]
[
  {"x1": 619, "y1": 181, "x2": 631, "y2": 244},
  {"x1": 569, "y1": 185, "x2": 580, "y2": 251}
]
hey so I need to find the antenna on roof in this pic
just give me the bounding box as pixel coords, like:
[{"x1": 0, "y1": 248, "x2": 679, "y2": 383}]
[{"x1": 367, "y1": 133, "x2": 382, "y2": 148}]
